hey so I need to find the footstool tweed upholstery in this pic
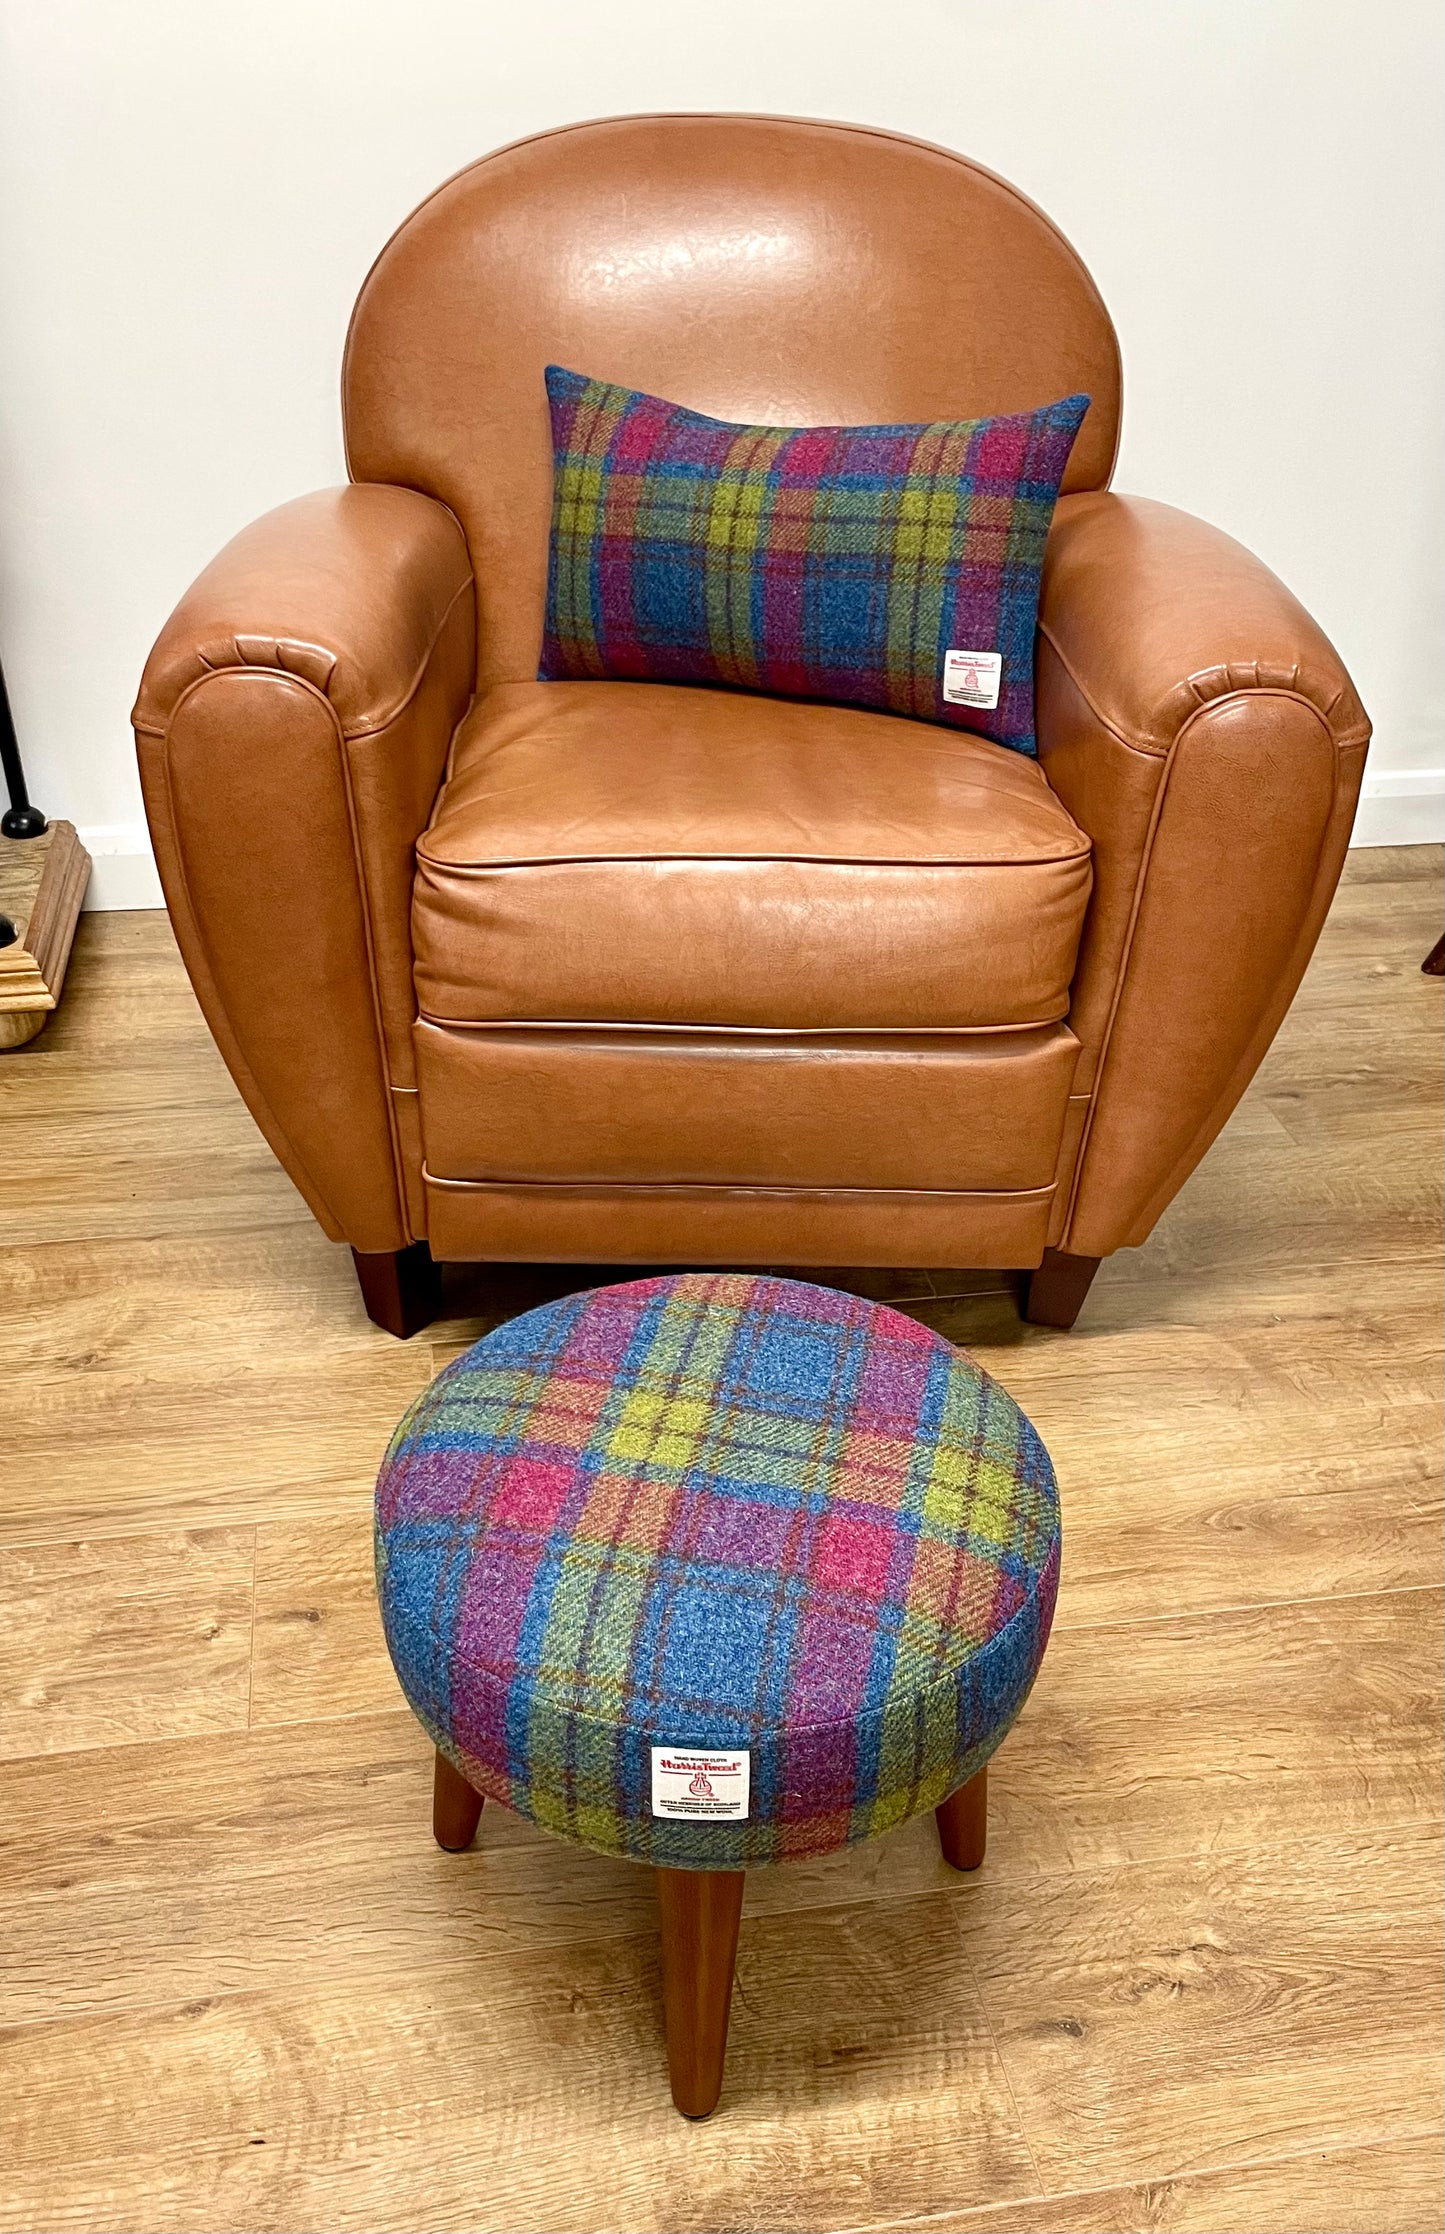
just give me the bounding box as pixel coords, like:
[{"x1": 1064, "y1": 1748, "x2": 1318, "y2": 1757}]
[{"x1": 375, "y1": 1274, "x2": 1060, "y2": 1870}]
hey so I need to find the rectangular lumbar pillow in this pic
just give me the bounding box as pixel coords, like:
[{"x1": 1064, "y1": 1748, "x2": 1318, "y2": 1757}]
[{"x1": 540, "y1": 365, "x2": 1089, "y2": 756}]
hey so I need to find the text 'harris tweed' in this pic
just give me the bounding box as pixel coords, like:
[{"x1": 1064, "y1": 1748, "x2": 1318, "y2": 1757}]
[
  {"x1": 375, "y1": 1275, "x2": 1060, "y2": 1870},
  {"x1": 540, "y1": 366, "x2": 1089, "y2": 755}
]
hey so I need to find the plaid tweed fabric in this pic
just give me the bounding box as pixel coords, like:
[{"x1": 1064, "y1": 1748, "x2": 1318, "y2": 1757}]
[
  {"x1": 376, "y1": 1275, "x2": 1060, "y2": 1870},
  {"x1": 539, "y1": 365, "x2": 1089, "y2": 756}
]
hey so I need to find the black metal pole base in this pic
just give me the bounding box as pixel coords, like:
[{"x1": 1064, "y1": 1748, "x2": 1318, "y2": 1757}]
[{"x1": 0, "y1": 657, "x2": 46, "y2": 839}]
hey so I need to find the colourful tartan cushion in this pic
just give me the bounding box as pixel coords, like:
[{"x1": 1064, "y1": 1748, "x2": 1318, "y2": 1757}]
[
  {"x1": 540, "y1": 366, "x2": 1089, "y2": 756},
  {"x1": 375, "y1": 1275, "x2": 1060, "y2": 1870}
]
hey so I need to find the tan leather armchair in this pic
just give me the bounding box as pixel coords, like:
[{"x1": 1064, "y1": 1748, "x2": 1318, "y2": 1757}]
[{"x1": 133, "y1": 116, "x2": 1369, "y2": 1337}]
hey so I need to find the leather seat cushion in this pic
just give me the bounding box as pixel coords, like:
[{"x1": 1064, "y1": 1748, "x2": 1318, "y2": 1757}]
[{"x1": 413, "y1": 680, "x2": 1092, "y2": 1030}]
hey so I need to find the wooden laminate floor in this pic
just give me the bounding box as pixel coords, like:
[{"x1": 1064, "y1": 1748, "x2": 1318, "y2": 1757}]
[{"x1": 0, "y1": 848, "x2": 1441, "y2": 2234}]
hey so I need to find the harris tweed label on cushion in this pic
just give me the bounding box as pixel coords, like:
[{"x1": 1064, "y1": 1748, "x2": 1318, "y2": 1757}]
[
  {"x1": 539, "y1": 366, "x2": 1089, "y2": 756},
  {"x1": 375, "y1": 1275, "x2": 1059, "y2": 1870}
]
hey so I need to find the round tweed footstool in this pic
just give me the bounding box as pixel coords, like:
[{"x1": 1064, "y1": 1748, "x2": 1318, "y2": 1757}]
[{"x1": 374, "y1": 1272, "x2": 1060, "y2": 2117}]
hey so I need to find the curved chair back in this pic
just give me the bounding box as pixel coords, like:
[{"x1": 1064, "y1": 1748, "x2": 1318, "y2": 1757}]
[{"x1": 344, "y1": 114, "x2": 1121, "y2": 686}]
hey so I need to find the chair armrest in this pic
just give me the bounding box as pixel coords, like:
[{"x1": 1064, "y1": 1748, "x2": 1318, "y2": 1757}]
[
  {"x1": 1039, "y1": 492, "x2": 1368, "y2": 758},
  {"x1": 133, "y1": 486, "x2": 475, "y2": 1252},
  {"x1": 133, "y1": 485, "x2": 472, "y2": 742},
  {"x1": 1035, "y1": 493, "x2": 1369, "y2": 1258}
]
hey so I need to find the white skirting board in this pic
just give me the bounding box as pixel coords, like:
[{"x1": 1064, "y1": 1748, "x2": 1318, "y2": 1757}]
[
  {"x1": 73, "y1": 773, "x2": 1445, "y2": 911},
  {"x1": 77, "y1": 826, "x2": 166, "y2": 911},
  {"x1": 1348, "y1": 770, "x2": 1445, "y2": 848}
]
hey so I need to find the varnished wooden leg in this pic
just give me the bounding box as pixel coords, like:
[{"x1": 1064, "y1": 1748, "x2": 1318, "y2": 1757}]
[
  {"x1": 936, "y1": 1765, "x2": 987, "y2": 1870},
  {"x1": 352, "y1": 1241, "x2": 441, "y2": 1338},
  {"x1": 1023, "y1": 1248, "x2": 1102, "y2": 1330},
  {"x1": 656, "y1": 1867, "x2": 745, "y2": 2118},
  {"x1": 432, "y1": 1749, "x2": 483, "y2": 1851}
]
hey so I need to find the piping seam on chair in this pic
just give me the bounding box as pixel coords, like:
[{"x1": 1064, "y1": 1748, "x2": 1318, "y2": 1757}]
[
  {"x1": 1058, "y1": 730, "x2": 1175, "y2": 1243},
  {"x1": 414, "y1": 1013, "x2": 1073, "y2": 1039},
  {"x1": 415, "y1": 843, "x2": 1094, "y2": 874},
  {"x1": 421, "y1": 1168, "x2": 1057, "y2": 1202},
  {"x1": 333, "y1": 689, "x2": 414, "y2": 1238}
]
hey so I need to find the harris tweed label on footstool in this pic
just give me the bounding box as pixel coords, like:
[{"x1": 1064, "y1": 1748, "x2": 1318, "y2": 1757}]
[{"x1": 651, "y1": 1747, "x2": 751, "y2": 1822}]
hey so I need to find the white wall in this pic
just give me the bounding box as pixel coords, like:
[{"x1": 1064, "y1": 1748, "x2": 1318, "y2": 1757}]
[{"x1": 1, "y1": 0, "x2": 1440, "y2": 905}]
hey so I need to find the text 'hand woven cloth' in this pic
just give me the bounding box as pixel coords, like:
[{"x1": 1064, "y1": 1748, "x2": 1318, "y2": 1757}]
[
  {"x1": 540, "y1": 368, "x2": 1089, "y2": 755},
  {"x1": 375, "y1": 1274, "x2": 1060, "y2": 1870}
]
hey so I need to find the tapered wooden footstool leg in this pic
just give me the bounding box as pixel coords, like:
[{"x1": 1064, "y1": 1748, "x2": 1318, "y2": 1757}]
[
  {"x1": 936, "y1": 1765, "x2": 987, "y2": 1871},
  {"x1": 432, "y1": 1749, "x2": 484, "y2": 1851},
  {"x1": 656, "y1": 1868, "x2": 745, "y2": 2118}
]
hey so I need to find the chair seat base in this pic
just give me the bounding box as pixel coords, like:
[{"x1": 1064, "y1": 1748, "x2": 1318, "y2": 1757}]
[{"x1": 353, "y1": 1243, "x2": 1106, "y2": 1339}]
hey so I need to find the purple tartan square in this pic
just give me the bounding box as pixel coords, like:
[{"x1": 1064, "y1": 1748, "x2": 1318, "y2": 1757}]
[{"x1": 687, "y1": 1490, "x2": 796, "y2": 1573}]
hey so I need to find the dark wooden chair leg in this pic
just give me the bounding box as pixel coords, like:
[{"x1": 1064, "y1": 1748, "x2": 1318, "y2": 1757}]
[
  {"x1": 1423, "y1": 935, "x2": 1445, "y2": 976},
  {"x1": 352, "y1": 1241, "x2": 442, "y2": 1338},
  {"x1": 432, "y1": 1749, "x2": 484, "y2": 1851},
  {"x1": 936, "y1": 1764, "x2": 987, "y2": 1871},
  {"x1": 656, "y1": 1867, "x2": 745, "y2": 2118},
  {"x1": 1023, "y1": 1248, "x2": 1102, "y2": 1329}
]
